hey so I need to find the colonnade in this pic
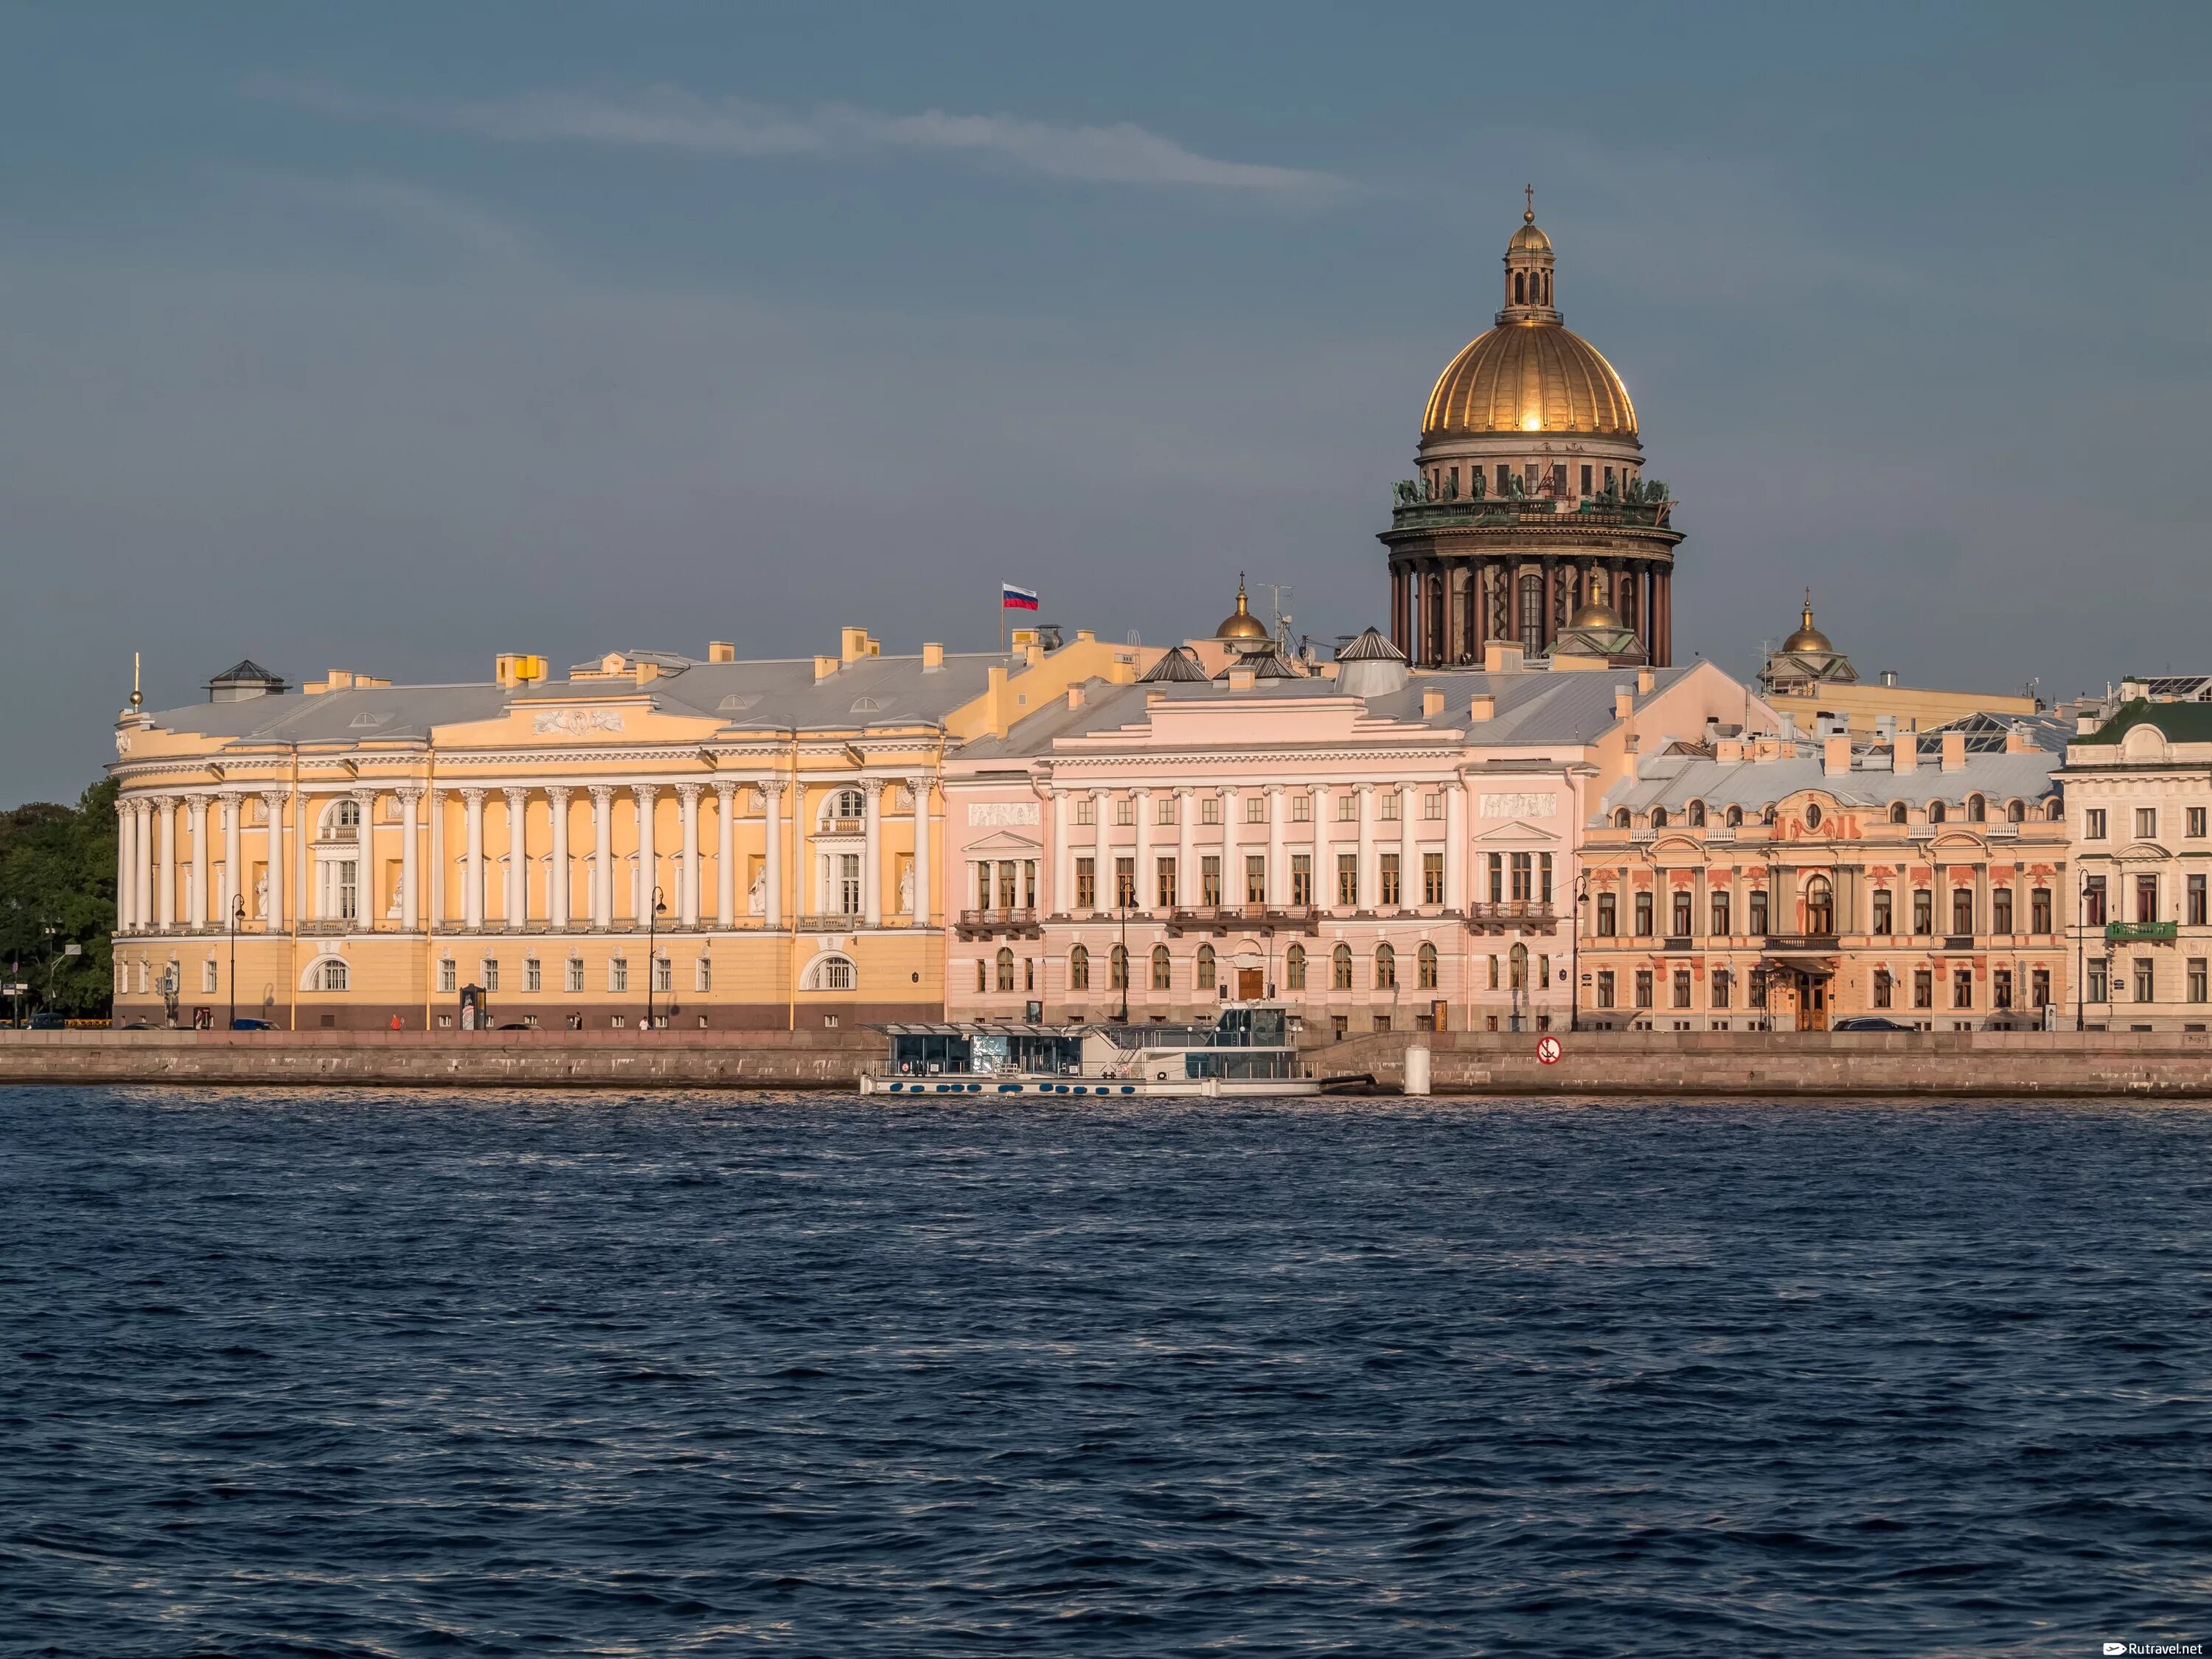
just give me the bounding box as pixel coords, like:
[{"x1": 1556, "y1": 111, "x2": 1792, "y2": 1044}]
[
  {"x1": 115, "y1": 774, "x2": 933, "y2": 936},
  {"x1": 1389, "y1": 556, "x2": 1673, "y2": 667}
]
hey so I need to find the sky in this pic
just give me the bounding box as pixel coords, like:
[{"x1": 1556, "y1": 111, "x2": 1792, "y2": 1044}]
[{"x1": 3, "y1": 1, "x2": 2208, "y2": 804}]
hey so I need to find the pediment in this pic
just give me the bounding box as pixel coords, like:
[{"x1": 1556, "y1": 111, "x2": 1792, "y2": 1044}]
[
  {"x1": 967, "y1": 830, "x2": 1043, "y2": 854},
  {"x1": 2115, "y1": 840, "x2": 2173, "y2": 862},
  {"x1": 1472, "y1": 820, "x2": 1562, "y2": 844}
]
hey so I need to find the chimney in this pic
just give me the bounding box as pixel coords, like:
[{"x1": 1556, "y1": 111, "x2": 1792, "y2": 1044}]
[
  {"x1": 632, "y1": 660, "x2": 660, "y2": 686},
  {"x1": 1025, "y1": 644, "x2": 1044, "y2": 668},
  {"x1": 1076, "y1": 630, "x2": 1096, "y2": 644},
  {"x1": 2005, "y1": 723, "x2": 2034, "y2": 754},
  {"x1": 1468, "y1": 693, "x2": 1496, "y2": 722},
  {"x1": 813, "y1": 655, "x2": 838, "y2": 682},
  {"x1": 1614, "y1": 686, "x2": 1635, "y2": 720},
  {"x1": 1893, "y1": 732, "x2": 1919, "y2": 773},
  {"x1": 1067, "y1": 684, "x2": 1086, "y2": 710},
  {"x1": 1637, "y1": 667, "x2": 1657, "y2": 695},
  {"x1": 1108, "y1": 658, "x2": 1136, "y2": 685},
  {"x1": 707, "y1": 641, "x2": 735, "y2": 664},
  {"x1": 921, "y1": 641, "x2": 944, "y2": 671},
  {"x1": 987, "y1": 664, "x2": 1010, "y2": 737},
  {"x1": 1228, "y1": 666, "x2": 1256, "y2": 692},
  {"x1": 841, "y1": 627, "x2": 878, "y2": 666},
  {"x1": 1422, "y1": 688, "x2": 1445, "y2": 717},
  {"x1": 1823, "y1": 734, "x2": 1851, "y2": 776},
  {"x1": 1716, "y1": 738, "x2": 1744, "y2": 763},
  {"x1": 1484, "y1": 641, "x2": 1525, "y2": 673},
  {"x1": 1941, "y1": 732, "x2": 1967, "y2": 772}
]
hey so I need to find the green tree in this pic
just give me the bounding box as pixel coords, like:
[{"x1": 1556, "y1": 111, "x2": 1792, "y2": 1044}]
[{"x1": 0, "y1": 777, "x2": 116, "y2": 1020}]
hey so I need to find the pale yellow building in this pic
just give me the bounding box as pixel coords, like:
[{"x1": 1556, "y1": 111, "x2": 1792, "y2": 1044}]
[
  {"x1": 1757, "y1": 593, "x2": 2039, "y2": 737},
  {"x1": 109, "y1": 627, "x2": 1154, "y2": 1030}
]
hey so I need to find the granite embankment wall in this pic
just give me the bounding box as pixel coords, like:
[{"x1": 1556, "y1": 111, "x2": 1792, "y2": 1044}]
[
  {"x1": 1315, "y1": 1029, "x2": 2212, "y2": 1098},
  {"x1": 4, "y1": 1029, "x2": 2211, "y2": 1096}
]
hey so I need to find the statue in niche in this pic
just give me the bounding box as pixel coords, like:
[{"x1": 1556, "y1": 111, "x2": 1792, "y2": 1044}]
[
  {"x1": 1394, "y1": 480, "x2": 1418, "y2": 506},
  {"x1": 254, "y1": 874, "x2": 269, "y2": 920},
  {"x1": 1506, "y1": 472, "x2": 1526, "y2": 500},
  {"x1": 1469, "y1": 469, "x2": 1485, "y2": 500},
  {"x1": 748, "y1": 861, "x2": 767, "y2": 917},
  {"x1": 898, "y1": 860, "x2": 915, "y2": 917}
]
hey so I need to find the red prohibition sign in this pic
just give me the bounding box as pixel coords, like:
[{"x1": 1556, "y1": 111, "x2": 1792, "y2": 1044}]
[{"x1": 1536, "y1": 1035, "x2": 1563, "y2": 1065}]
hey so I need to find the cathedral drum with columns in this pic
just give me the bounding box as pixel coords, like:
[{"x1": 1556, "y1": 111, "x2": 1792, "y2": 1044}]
[{"x1": 1382, "y1": 198, "x2": 1684, "y2": 669}]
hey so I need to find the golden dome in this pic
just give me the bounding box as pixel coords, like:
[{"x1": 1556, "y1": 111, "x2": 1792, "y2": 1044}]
[
  {"x1": 1214, "y1": 577, "x2": 1270, "y2": 642},
  {"x1": 1782, "y1": 591, "x2": 1833, "y2": 653},
  {"x1": 1423, "y1": 322, "x2": 1637, "y2": 438},
  {"x1": 1508, "y1": 212, "x2": 1552, "y2": 254},
  {"x1": 1567, "y1": 598, "x2": 1623, "y2": 630}
]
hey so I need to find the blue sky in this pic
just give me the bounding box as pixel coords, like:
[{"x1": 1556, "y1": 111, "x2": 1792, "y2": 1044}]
[{"x1": 4, "y1": 1, "x2": 2207, "y2": 801}]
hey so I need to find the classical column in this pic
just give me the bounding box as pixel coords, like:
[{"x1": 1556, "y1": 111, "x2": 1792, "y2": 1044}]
[
  {"x1": 1175, "y1": 789, "x2": 1194, "y2": 913},
  {"x1": 115, "y1": 799, "x2": 136, "y2": 933},
  {"x1": 1656, "y1": 566, "x2": 1672, "y2": 667},
  {"x1": 1310, "y1": 786, "x2": 1329, "y2": 909},
  {"x1": 1356, "y1": 785, "x2": 1376, "y2": 911},
  {"x1": 426, "y1": 790, "x2": 444, "y2": 928},
  {"x1": 908, "y1": 775, "x2": 931, "y2": 926},
  {"x1": 462, "y1": 788, "x2": 486, "y2": 930},
  {"x1": 1221, "y1": 787, "x2": 1239, "y2": 910},
  {"x1": 1445, "y1": 782, "x2": 1467, "y2": 911},
  {"x1": 1133, "y1": 787, "x2": 1152, "y2": 914},
  {"x1": 183, "y1": 796, "x2": 207, "y2": 928},
  {"x1": 154, "y1": 797, "x2": 175, "y2": 931},
  {"x1": 502, "y1": 787, "x2": 528, "y2": 928},
  {"x1": 633, "y1": 785, "x2": 659, "y2": 920},
  {"x1": 356, "y1": 789, "x2": 379, "y2": 925},
  {"x1": 1093, "y1": 788, "x2": 1110, "y2": 911},
  {"x1": 545, "y1": 787, "x2": 571, "y2": 931},
  {"x1": 261, "y1": 792, "x2": 285, "y2": 931},
  {"x1": 1048, "y1": 789, "x2": 1069, "y2": 915},
  {"x1": 860, "y1": 779, "x2": 883, "y2": 926},
  {"x1": 400, "y1": 789, "x2": 421, "y2": 932},
  {"x1": 678, "y1": 783, "x2": 704, "y2": 928},
  {"x1": 1266, "y1": 786, "x2": 1286, "y2": 908},
  {"x1": 590, "y1": 786, "x2": 614, "y2": 928},
  {"x1": 222, "y1": 793, "x2": 243, "y2": 925},
  {"x1": 762, "y1": 781, "x2": 785, "y2": 928},
  {"x1": 714, "y1": 785, "x2": 736, "y2": 928},
  {"x1": 1399, "y1": 784, "x2": 1419, "y2": 911}
]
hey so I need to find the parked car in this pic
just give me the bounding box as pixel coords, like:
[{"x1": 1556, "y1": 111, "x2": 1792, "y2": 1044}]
[
  {"x1": 1832, "y1": 1016, "x2": 1916, "y2": 1033},
  {"x1": 27, "y1": 1010, "x2": 67, "y2": 1029},
  {"x1": 229, "y1": 1017, "x2": 274, "y2": 1031}
]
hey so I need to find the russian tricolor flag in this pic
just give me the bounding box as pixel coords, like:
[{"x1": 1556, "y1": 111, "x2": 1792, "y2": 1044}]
[{"x1": 1001, "y1": 583, "x2": 1040, "y2": 611}]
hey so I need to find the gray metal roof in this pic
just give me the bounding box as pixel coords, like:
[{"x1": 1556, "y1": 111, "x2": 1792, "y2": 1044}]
[{"x1": 1599, "y1": 746, "x2": 2060, "y2": 818}]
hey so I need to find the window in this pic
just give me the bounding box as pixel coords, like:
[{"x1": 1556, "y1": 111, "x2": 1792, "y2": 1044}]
[
  {"x1": 1379, "y1": 853, "x2": 1401, "y2": 908},
  {"x1": 1913, "y1": 889, "x2": 1933, "y2": 934},
  {"x1": 526, "y1": 956, "x2": 542, "y2": 992},
  {"x1": 2087, "y1": 958, "x2": 2108, "y2": 1002},
  {"x1": 2134, "y1": 958, "x2": 2154, "y2": 1003},
  {"x1": 1672, "y1": 970, "x2": 1691, "y2": 1009},
  {"x1": 1336, "y1": 794, "x2": 1357, "y2": 822},
  {"x1": 1076, "y1": 858, "x2": 1096, "y2": 911},
  {"x1": 1874, "y1": 969, "x2": 1893, "y2": 1008},
  {"x1": 1246, "y1": 855, "x2": 1266, "y2": 906},
  {"x1": 1806, "y1": 877, "x2": 1834, "y2": 935},
  {"x1": 1992, "y1": 888, "x2": 2014, "y2": 934},
  {"x1": 1110, "y1": 945, "x2": 1127, "y2": 991},
  {"x1": 835, "y1": 853, "x2": 861, "y2": 915},
  {"x1": 1726, "y1": 805, "x2": 1743, "y2": 828},
  {"x1": 2032, "y1": 968, "x2": 2051, "y2": 1009},
  {"x1": 1488, "y1": 956, "x2": 1500, "y2": 990},
  {"x1": 1380, "y1": 793, "x2": 1399, "y2": 822},
  {"x1": 201, "y1": 959, "x2": 218, "y2": 993},
  {"x1": 1374, "y1": 944, "x2": 1396, "y2": 990},
  {"x1": 2191, "y1": 807, "x2": 2208, "y2": 839},
  {"x1": 1200, "y1": 796, "x2": 1220, "y2": 826},
  {"x1": 1518, "y1": 574, "x2": 1544, "y2": 644},
  {"x1": 648, "y1": 956, "x2": 669, "y2": 994},
  {"x1": 1417, "y1": 942, "x2": 1439, "y2": 990},
  {"x1": 1805, "y1": 803, "x2": 1822, "y2": 830},
  {"x1": 995, "y1": 948, "x2": 1016, "y2": 992},
  {"x1": 2191, "y1": 875, "x2": 2208, "y2": 927},
  {"x1": 1615, "y1": 808, "x2": 1632, "y2": 830},
  {"x1": 1246, "y1": 795, "x2": 1266, "y2": 824},
  {"x1": 1285, "y1": 944, "x2": 1307, "y2": 990},
  {"x1": 1332, "y1": 945, "x2": 1353, "y2": 990},
  {"x1": 1292, "y1": 795, "x2": 1312, "y2": 823},
  {"x1": 1913, "y1": 969, "x2": 1933, "y2": 1009},
  {"x1": 1634, "y1": 892, "x2": 1654, "y2": 936},
  {"x1": 439, "y1": 958, "x2": 457, "y2": 993},
  {"x1": 1068, "y1": 945, "x2": 1090, "y2": 991},
  {"x1": 694, "y1": 958, "x2": 710, "y2": 993},
  {"x1": 1152, "y1": 945, "x2": 1172, "y2": 991},
  {"x1": 1711, "y1": 892, "x2": 1732, "y2": 936},
  {"x1": 1580, "y1": 463, "x2": 1593, "y2": 495},
  {"x1": 1074, "y1": 798, "x2": 1094, "y2": 827},
  {"x1": 1952, "y1": 888, "x2": 1975, "y2": 935},
  {"x1": 314, "y1": 958, "x2": 348, "y2": 992},
  {"x1": 1488, "y1": 853, "x2": 1504, "y2": 903},
  {"x1": 2032, "y1": 888, "x2": 2053, "y2": 933},
  {"x1": 2135, "y1": 807, "x2": 2157, "y2": 841},
  {"x1": 1596, "y1": 893, "x2": 1617, "y2": 935},
  {"x1": 1927, "y1": 801, "x2": 1946, "y2": 825},
  {"x1": 1157, "y1": 796, "x2": 1178, "y2": 825},
  {"x1": 1510, "y1": 852, "x2": 1534, "y2": 902},
  {"x1": 1423, "y1": 793, "x2": 1443, "y2": 821},
  {"x1": 1635, "y1": 970, "x2": 1653, "y2": 1009},
  {"x1": 1688, "y1": 800, "x2": 1705, "y2": 827},
  {"x1": 831, "y1": 787, "x2": 865, "y2": 822},
  {"x1": 1748, "y1": 891, "x2": 1769, "y2": 935},
  {"x1": 811, "y1": 954, "x2": 856, "y2": 991},
  {"x1": 2137, "y1": 874, "x2": 2159, "y2": 924},
  {"x1": 1115, "y1": 796, "x2": 1135, "y2": 827},
  {"x1": 1540, "y1": 855, "x2": 1554, "y2": 904},
  {"x1": 1291, "y1": 855, "x2": 1313, "y2": 907},
  {"x1": 2084, "y1": 876, "x2": 2107, "y2": 927},
  {"x1": 1967, "y1": 796, "x2": 1986, "y2": 824},
  {"x1": 1196, "y1": 946, "x2": 1217, "y2": 991},
  {"x1": 1872, "y1": 891, "x2": 1893, "y2": 935},
  {"x1": 1952, "y1": 970, "x2": 1972, "y2": 1009},
  {"x1": 482, "y1": 957, "x2": 501, "y2": 992},
  {"x1": 610, "y1": 958, "x2": 629, "y2": 992},
  {"x1": 1994, "y1": 969, "x2": 2013, "y2": 1011},
  {"x1": 1713, "y1": 970, "x2": 1731, "y2": 1008},
  {"x1": 2085, "y1": 809, "x2": 2107, "y2": 840},
  {"x1": 1672, "y1": 891, "x2": 1693, "y2": 937},
  {"x1": 2008, "y1": 799, "x2": 2025, "y2": 824},
  {"x1": 2191, "y1": 959, "x2": 2208, "y2": 1004},
  {"x1": 1337, "y1": 854, "x2": 1359, "y2": 908},
  {"x1": 1596, "y1": 970, "x2": 1615, "y2": 1009},
  {"x1": 1198, "y1": 857, "x2": 1220, "y2": 907},
  {"x1": 1423, "y1": 852, "x2": 1444, "y2": 905},
  {"x1": 566, "y1": 958, "x2": 585, "y2": 993},
  {"x1": 1650, "y1": 808, "x2": 1668, "y2": 830}
]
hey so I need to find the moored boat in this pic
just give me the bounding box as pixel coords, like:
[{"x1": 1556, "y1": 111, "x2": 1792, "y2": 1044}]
[{"x1": 861, "y1": 1001, "x2": 1318, "y2": 1096}]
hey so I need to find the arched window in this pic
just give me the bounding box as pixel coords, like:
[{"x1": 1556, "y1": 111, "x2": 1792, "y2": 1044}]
[
  {"x1": 1110, "y1": 944, "x2": 1127, "y2": 991},
  {"x1": 319, "y1": 799, "x2": 361, "y2": 838},
  {"x1": 1688, "y1": 800, "x2": 1706, "y2": 827},
  {"x1": 2047, "y1": 799, "x2": 2064, "y2": 821},
  {"x1": 1890, "y1": 801, "x2": 1907, "y2": 824},
  {"x1": 1725, "y1": 805, "x2": 1743, "y2": 828},
  {"x1": 1651, "y1": 807, "x2": 1668, "y2": 830},
  {"x1": 1761, "y1": 805, "x2": 1778, "y2": 826},
  {"x1": 1332, "y1": 944, "x2": 1353, "y2": 990},
  {"x1": 1375, "y1": 943, "x2": 1396, "y2": 990},
  {"x1": 1195, "y1": 945, "x2": 1217, "y2": 991},
  {"x1": 1615, "y1": 808, "x2": 1632, "y2": 830},
  {"x1": 2008, "y1": 799, "x2": 2026, "y2": 824},
  {"x1": 995, "y1": 947, "x2": 1015, "y2": 992},
  {"x1": 1517, "y1": 573, "x2": 1545, "y2": 643},
  {"x1": 1968, "y1": 795, "x2": 1986, "y2": 823},
  {"x1": 1069, "y1": 945, "x2": 1090, "y2": 991},
  {"x1": 1928, "y1": 800, "x2": 1947, "y2": 824},
  {"x1": 1286, "y1": 943, "x2": 1307, "y2": 990},
  {"x1": 310, "y1": 957, "x2": 349, "y2": 992},
  {"x1": 809, "y1": 953, "x2": 856, "y2": 991},
  {"x1": 1151, "y1": 945, "x2": 1172, "y2": 990},
  {"x1": 1514, "y1": 271, "x2": 1526, "y2": 304},
  {"x1": 1509, "y1": 942, "x2": 1528, "y2": 992},
  {"x1": 1806, "y1": 876, "x2": 1834, "y2": 935},
  {"x1": 827, "y1": 787, "x2": 865, "y2": 824},
  {"x1": 1417, "y1": 942, "x2": 1439, "y2": 990}
]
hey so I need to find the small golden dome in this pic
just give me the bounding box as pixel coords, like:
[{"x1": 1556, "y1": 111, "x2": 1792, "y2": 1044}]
[
  {"x1": 1567, "y1": 598, "x2": 1623, "y2": 630},
  {"x1": 1508, "y1": 215, "x2": 1553, "y2": 254},
  {"x1": 1782, "y1": 591, "x2": 1833, "y2": 654},
  {"x1": 1214, "y1": 577, "x2": 1270, "y2": 642},
  {"x1": 1424, "y1": 323, "x2": 1637, "y2": 437}
]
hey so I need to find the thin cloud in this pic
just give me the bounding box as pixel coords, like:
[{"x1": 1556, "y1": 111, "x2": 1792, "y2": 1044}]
[{"x1": 253, "y1": 76, "x2": 1343, "y2": 195}]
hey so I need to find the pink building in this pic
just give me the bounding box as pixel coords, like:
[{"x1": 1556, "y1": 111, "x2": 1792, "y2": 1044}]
[{"x1": 942, "y1": 623, "x2": 1774, "y2": 1037}]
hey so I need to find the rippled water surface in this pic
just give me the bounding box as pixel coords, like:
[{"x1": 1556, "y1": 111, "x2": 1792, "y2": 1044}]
[{"x1": 2, "y1": 1090, "x2": 2208, "y2": 1657}]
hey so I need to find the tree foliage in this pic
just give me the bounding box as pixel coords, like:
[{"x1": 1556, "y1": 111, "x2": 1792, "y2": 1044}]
[{"x1": 0, "y1": 777, "x2": 116, "y2": 1018}]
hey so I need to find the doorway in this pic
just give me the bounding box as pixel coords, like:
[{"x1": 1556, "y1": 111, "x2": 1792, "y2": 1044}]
[
  {"x1": 1237, "y1": 967, "x2": 1264, "y2": 1001},
  {"x1": 1793, "y1": 971, "x2": 1829, "y2": 1032}
]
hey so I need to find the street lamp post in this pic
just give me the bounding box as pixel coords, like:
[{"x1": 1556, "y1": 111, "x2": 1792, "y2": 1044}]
[
  {"x1": 1116, "y1": 889, "x2": 1131, "y2": 1024},
  {"x1": 228, "y1": 894, "x2": 245, "y2": 1029},
  {"x1": 644, "y1": 886, "x2": 667, "y2": 1030},
  {"x1": 1569, "y1": 874, "x2": 1588, "y2": 1033}
]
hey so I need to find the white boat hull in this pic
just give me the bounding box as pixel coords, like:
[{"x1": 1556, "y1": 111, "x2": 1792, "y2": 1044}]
[{"x1": 860, "y1": 1075, "x2": 1319, "y2": 1099}]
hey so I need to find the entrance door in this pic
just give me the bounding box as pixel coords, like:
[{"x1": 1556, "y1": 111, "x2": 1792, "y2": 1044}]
[
  {"x1": 1237, "y1": 968, "x2": 1264, "y2": 1001},
  {"x1": 1796, "y1": 972, "x2": 1829, "y2": 1032}
]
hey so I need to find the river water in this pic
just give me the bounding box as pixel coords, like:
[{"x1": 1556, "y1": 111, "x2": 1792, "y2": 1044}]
[{"x1": 1, "y1": 1089, "x2": 2206, "y2": 1656}]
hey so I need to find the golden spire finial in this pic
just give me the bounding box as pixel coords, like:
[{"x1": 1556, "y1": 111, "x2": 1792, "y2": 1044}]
[
  {"x1": 1524, "y1": 182, "x2": 1535, "y2": 223},
  {"x1": 130, "y1": 650, "x2": 142, "y2": 712},
  {"x1": 1802, "y1": 587, "x2": 1815, "y2": 630}
]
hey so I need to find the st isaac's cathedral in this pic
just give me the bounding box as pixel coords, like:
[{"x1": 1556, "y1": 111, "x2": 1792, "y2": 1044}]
[{"x1": 1380, "y1": 198, "x2": 1683, "y2": 669}]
